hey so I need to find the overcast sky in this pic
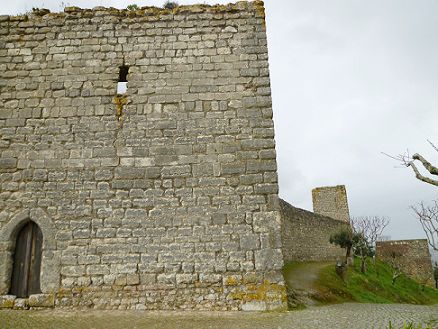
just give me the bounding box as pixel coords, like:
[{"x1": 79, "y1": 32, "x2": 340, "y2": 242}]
[{"x1": 2, "y1": 1, "x2": 438, "y2": 253}]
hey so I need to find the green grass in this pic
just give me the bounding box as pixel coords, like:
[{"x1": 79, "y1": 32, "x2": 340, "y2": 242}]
[
  {"x1": 283, "y1": 259, "x2": 438, "y2": 305},
  {"x1": 313, "y1": 259, "x2": 438, "y2": 305}
]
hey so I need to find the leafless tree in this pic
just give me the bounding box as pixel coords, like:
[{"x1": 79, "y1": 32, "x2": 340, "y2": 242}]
[
  {"x1": 351, "y1": 216, "x2": 390, "y2": 273},
  {"x1": 383, "y1": 140, "x2": 438, "y2": 186},
  {"x1": 384, "y1": 140, "x2": 438, "y2": 252},
  {"x1": 378, "y1": 244, "x2": 405, "y2": 285},
  {"x1": 352, "y1": 216, "x2": 390, "y2": 249},
  {"x1": 389, "y1": 255, "x2": 403, "y2": 285},
  {"x1": 411, "y1": 201, "x2": 438, "y2": 252}
]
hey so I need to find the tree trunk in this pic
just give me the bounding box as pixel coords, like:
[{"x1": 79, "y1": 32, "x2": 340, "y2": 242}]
[
  {"x1": 360, "y1": 255, "x2": 367, "y2": 274},
  {"x1": 346, "y1": 247, "x2": 353, "y2": 266}
]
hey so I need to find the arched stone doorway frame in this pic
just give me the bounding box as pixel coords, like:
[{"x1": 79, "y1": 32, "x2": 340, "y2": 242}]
[{"x1": 0, "y1": 209, "x2": 60, "y2": 295}]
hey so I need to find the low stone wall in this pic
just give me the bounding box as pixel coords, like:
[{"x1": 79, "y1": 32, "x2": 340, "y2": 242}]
[
  {"x1": 376, "y1": 239, "x2": 435, "y2": 287},
  {"x1": 279, "y1": 199, "x2": 348, "y2": 263}
]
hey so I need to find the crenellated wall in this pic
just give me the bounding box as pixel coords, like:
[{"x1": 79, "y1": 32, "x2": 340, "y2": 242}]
[
  {"x1": 376, "y1": 239, "x2": 435, "y2": 287},
  {"x1": 0, "y1": 1, "x2": 287, "y2": 311}
]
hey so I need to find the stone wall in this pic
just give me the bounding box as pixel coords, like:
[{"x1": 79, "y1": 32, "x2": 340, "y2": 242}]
[
  {"x1": 312, "y1": 185, "x2": 350, "y2": 223},
  {"x1": 0, "y1": 1, "x2": 287, "y2": 310},
  {"x1": 280, "y1": 199, "x2": 348, "y2": 263},
  {"x1": 376, "y1": 239, "x2": 435, "y2": 287}
]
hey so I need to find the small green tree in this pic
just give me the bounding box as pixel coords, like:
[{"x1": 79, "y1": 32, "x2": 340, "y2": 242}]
[
  {"x1": 163, "y1": 1, "x2": 178, "y2": 9},
  {"x1": 127, "y1": 4, "x2": 139, "y2": 11},
  {"x1": 352, "y1": 233, "x2": 373, "y2": 273},
  {"x1": 330, "y1": 228, "x2": 356, "y2": 265}
]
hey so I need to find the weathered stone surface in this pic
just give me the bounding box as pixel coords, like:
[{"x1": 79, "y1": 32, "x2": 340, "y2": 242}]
[
  {"x1": 0, "y1": 295, "x2": 15, "y2": 309},
  {"x1": 13, "y1": 298, "x2": 27, "y2": 310},
  {"x1": 28, "y1": 294, "x2": 55, "y2": 308},
  {"x1": 312, "y1": 185, "x2": 350, "y2": 223},
  {"x1": 241, "y1": 301, "x2": 266, "y2": 311},
  {"x1": 0, "y1": 158, "x2": 17, "y2": 169},
  {"x1": 0, "y1": 1, "x2": 286, "y2": 311}
]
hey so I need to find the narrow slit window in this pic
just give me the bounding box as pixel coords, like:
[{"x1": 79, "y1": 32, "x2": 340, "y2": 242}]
[{"x1": 117, "y1": 65, "x2": 129, "y2": 94}]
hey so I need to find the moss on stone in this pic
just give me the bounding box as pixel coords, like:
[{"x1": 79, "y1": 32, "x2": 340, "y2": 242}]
[
  {"x1": 113, "y1": 95, "x2": 128, "y2": 122},
  {"x1": 0, "y1": 299, "x2": 15, "y2": 309},
  {"x1": 229, "y1": 280, "x2": 287, "y2": 304}
]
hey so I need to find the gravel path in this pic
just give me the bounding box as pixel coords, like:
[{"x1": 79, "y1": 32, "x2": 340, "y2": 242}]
[{"x1": 0, "y1": 303, "x2": 437, "y2": 329}]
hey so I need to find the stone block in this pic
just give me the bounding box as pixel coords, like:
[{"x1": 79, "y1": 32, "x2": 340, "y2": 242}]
[
  {"x1": 0, "y1": 295, "x2": 15, "y2": 309},
  {"x1": 13, "y1": 298, "x2": 28, "y2": 310},
  {"x1": 240, "y1": 234, "x2": 260, "y2": 250},
  {"x1": 242, "y1": 301, "x2": 266, "y2": 311},
  {"x1": 115, "y1": 167, "x2": 145, "y2": 179},
  {"x1": 28, "y1": 294, "x2": 55, "y2": 308},
  {"x1": 254, "y1": 249, "x2": 283, "y2": 271},
  {"x1": 161, "y1": 165, "x2": 191, "y2": 178},
  {"x1": 0, "y1": 158, "x2": 17, "y2": 169}
]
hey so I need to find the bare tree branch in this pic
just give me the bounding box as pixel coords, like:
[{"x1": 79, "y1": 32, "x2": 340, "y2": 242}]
[
  {"x1": 408, "y1": 162, "x2": 438, "y2": 187},
  {"x1": 384, "y1": 141, "x2": 438, "y2": 186},
  {"x1": 412, "y1": 153, "x2": 438, "y2": 176},
  {"x1": 351, "y1": 216, "x2": 390, "y2": 271},
  {"x1": 385, "y1": 141, "x2": 438, "y2": 249},
  {"x1": 427, "y1": 139, "x2": 438, "y2": 153},
  {"x1": 411, "y1": 201, "x2": 438, "y2": 251},
  {"x1": 382, "y1": 150, "x2": 412, "y2": 167},
  {"x1": 378, "y1": 244, "x2": 405, "y2": 285},
  {"x1": 351, "y1": 216, "x2": 390, "y2": 247}
]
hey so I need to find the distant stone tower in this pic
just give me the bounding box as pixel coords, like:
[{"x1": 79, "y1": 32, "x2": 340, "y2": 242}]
[{"x1": 312, "y1": 185, "x2": 350, "y2": 222}]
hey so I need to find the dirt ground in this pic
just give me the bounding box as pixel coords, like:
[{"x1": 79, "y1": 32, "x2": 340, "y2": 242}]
[{"x1": 1, "y1": 303, "x2": 437, "y2": 329}]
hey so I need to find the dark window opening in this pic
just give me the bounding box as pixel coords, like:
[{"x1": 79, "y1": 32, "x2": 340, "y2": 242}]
[
  {"x1": 118, "y1": 65, "x2": 129, "y2": 82},
  {"x1": 117, "y1": 65, "x2": 129, "y2": 94}
]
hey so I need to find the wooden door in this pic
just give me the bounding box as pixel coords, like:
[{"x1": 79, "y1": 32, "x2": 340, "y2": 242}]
[{"x1": 10, "y1": 221, "x2": 43, "y2": 298}]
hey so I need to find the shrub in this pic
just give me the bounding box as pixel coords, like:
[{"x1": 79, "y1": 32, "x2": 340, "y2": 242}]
[
  {"x1": 163, "y1": 1, "x2": 178, "y2": 10},
  {"x1": 127, "y1": 4, "x2": 139, "y2": 11}
]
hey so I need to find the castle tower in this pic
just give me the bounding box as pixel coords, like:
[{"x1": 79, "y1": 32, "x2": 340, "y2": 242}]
[
  {"x1": 312, "y1": 185, "x2": 350, "y2": 222},
  {"x1": 0, "y1": 1, "x2": 287, "y2": 311}
]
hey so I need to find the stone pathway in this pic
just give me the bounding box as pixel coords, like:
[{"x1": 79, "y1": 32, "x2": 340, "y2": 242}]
[{"x1": 0, "y1": 303, "x2": 437, "y2": 329}]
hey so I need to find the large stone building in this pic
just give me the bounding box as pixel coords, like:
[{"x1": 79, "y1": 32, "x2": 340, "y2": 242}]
[
  {"x1": 4, "y1": 0, "x2": 431, "y2": 312},
  {"x1": 0, "y1": 1, "x2": 287, "y2": 310}
]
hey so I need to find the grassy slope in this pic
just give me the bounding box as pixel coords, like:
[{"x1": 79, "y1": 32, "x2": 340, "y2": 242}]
[{"x1": 284, "y1": 258, "x2": 438, "y2": 306}]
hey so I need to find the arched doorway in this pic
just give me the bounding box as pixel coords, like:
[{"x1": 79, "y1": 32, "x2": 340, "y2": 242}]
[{"x1": 10, "y1": 221, "x2": 43, "y2": 297}]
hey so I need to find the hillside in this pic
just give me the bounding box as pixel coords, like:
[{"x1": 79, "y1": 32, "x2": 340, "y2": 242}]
[{"x1": 283, "y1": 259, "x2": 438, "y2": 308}]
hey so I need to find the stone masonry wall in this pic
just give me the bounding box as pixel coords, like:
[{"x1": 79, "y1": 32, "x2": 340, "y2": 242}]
[
  {"x1": 312, "y1": 185, "x2": 350, "y2": 223},
  {"x1": 280, "y1": 199, "x2": 348, "y2": 263},
  {"x1": 0, "y1": 1, "x2": 287, "y2": 310},
  {"x1": 376, "y1": 239, "x2": 435, "y2": 287}
]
